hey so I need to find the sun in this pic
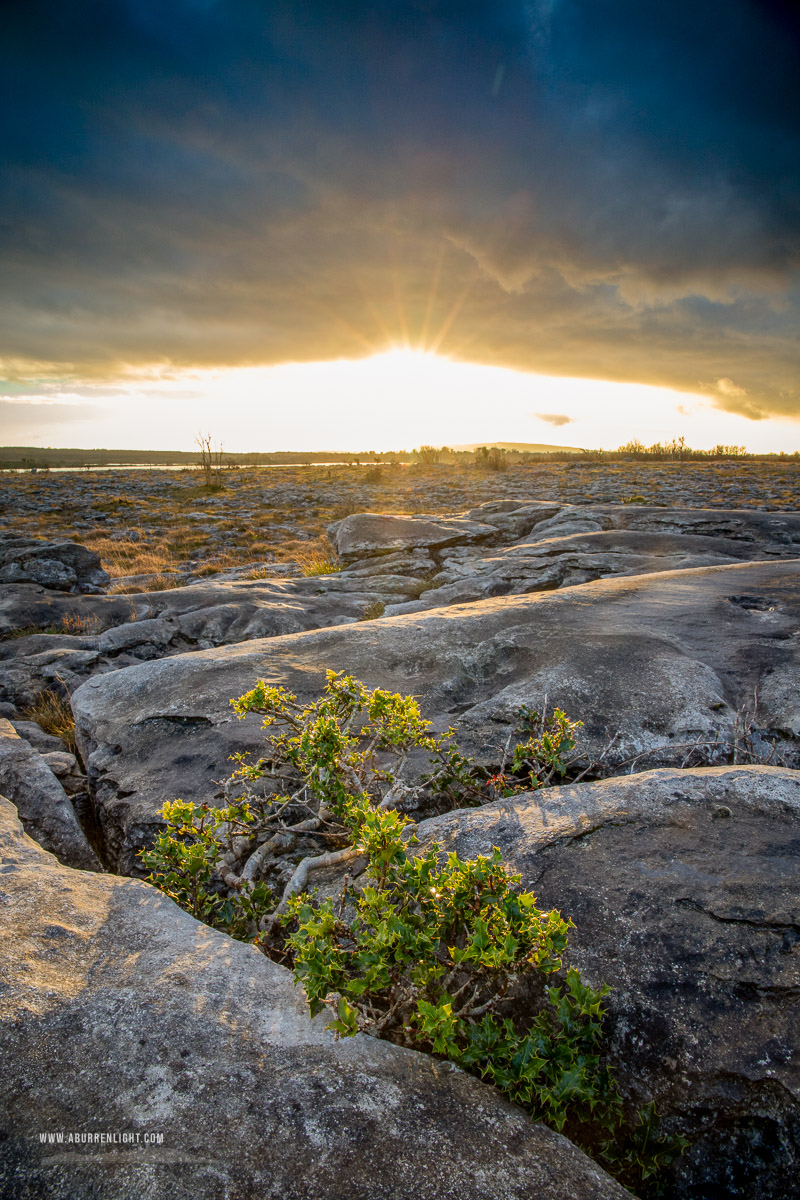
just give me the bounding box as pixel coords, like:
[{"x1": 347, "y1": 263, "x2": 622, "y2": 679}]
[{"x1": 357, "y1": 346, "x2": 453, "y2": 380}]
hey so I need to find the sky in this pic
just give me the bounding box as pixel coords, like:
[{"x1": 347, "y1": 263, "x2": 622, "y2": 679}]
[{"x1": 1, "y1": 0, "x2": 799, "y2": 452}]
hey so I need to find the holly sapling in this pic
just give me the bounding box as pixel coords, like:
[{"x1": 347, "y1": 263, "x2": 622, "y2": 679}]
[
  {"x1": 140, "y1": 672, "x2": 685, "y2": 1192},
  {"x1": 140, "y1": 798, "x2": 273, "y2": 941},
  {"x1": 284, "y1": 788, "x2": 614, "y2": 1134},
  {"x1": 512, "y1": 705, "x2": 583, "y2": 785}
]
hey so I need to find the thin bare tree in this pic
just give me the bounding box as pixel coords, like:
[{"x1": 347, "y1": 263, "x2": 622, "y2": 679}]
[{"x1": 195, "y1": 433, "x2": 224, "y2": 488}]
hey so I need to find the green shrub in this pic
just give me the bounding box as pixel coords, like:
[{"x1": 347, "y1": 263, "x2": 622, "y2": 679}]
[
  {"x1": 287, "y1": 806, "x2": 602, "y2": 1129},
  {"x1": 511, "y1": 705, "x2": 583, "y2": 785},
  {"x1": 284, "y1": 785, "x2": 684, "y2": 1189},
  {"x1": 141, "y1": 672, "x2": 685, "y2": 1192},
  {"x1": 231, "y1": 670, "x2": 562, "y2": 823},
  {"x1": 140, "y1": 798, "x2": 273, "y2": 940}
]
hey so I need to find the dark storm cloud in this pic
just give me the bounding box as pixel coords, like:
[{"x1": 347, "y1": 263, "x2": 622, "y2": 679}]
[{"x1": 0, "y1": 0, "x2": 798, "y2": 418}]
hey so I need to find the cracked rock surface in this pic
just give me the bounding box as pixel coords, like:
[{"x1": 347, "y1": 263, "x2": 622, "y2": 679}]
[
  {"x1": 413, "y1": 765, "x2": 800, "y2": 1200},
  {"x1": 3, "y1": 504, "x2": 800, "y2": 715},
  {"x1": 0, "y1": 796, "x2": 628, "y2": 1200},
  {"x1": 3, "y1": 483, "x2": 800, "y2": 1199},
  {"x1": 72, "y1": 559, "x2": 800, "y2": 874}
]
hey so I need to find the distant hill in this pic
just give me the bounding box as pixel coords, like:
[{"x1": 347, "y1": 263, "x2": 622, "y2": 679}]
[{"x1": 452, "y1": 441, "x2": 581, "y2": 454}]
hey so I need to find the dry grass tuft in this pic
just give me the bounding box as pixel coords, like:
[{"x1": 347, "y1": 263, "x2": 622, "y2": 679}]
[
  {"x1": 358, "y1": 601, "x2": 386, "y2": 621},
  {"x1": 82, "y1": 534, "x2": 181, "y2": 580},
  {"x1": 60, "y1": 611, "x2": 103, "y2": 635},
  {"x1": 2, "y1": 612, "x2": 104, "y2": 639},
  {"x1": 240, "y1": 565, "x2": 274, "y2": 580},
  {"x1": 191, "y1": 563, "x2": 225, "y2": 577},
  {"x1": 110, "y1": 572, "x2": 186, "y2": 594},
  {"x1": 189, "y1": 552, "x2": 250, "y2": 577},
  {"x1": 23, "y1": 689, "x2": 78, "y2": 755},
  {"x1": 294, "y1": 537, "x2": 341, "y2": 576}
]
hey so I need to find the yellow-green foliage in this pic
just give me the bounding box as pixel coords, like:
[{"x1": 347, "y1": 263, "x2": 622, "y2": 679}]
[
  {"x1": 140, "y1": 799, "x2": 272, "y2": 940},
  {"x1": 143, "y1": 672, "x2": 686, "y2": 1192}
]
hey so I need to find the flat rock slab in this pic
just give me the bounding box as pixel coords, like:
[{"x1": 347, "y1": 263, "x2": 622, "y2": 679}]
[
  {"x1": 0, "y1": 579, "x2": 399, "y2": 709},
  {"x1": 387, "y1": 505, "x2": 800, "y2": 612},
  {"x1": 73, "y1": 560, "x2": 800, "y2": 873},
  {"x1": 0, "y1": 578, "x2": 370, "y2": 644},
  {"x1": 412, "y1": 765, "x2": 800, "y2": 1200},
  {"x1": 0, "y1": 797, "x2": 627, "y2": 1200},
  {"x1": 4, "y1": 505, "x2": 798, "y2": 674}
]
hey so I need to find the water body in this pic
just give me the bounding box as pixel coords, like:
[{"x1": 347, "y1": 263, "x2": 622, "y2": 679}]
[{"x1": 7, "y1": 462, "x2": 402, "y2": 474}]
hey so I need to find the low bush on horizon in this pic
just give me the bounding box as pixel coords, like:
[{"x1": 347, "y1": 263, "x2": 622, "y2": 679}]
[
  {"x1": 473, "y1": 445, "x2": 508, "y2": 472},
  {"x1": 141, "y1": 672, "x2": 685, "y2": 1192},
  {"x1": 415, "y1": 445, "x2": 442, "y2": 465},
  {"x1": 614, "y1": 437, "x2": 748, "y2": 460}
]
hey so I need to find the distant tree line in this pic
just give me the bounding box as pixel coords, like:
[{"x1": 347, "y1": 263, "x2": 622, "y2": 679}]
[
  {"x1": 408, "y1": 440, "x2": 799, "y2": 466},
  {"x1": 612, "y1": 437, "x2": 749, "y2": 461},
  {"x1": 1, "y1": 440, "x2": 797, "y2": 472}
]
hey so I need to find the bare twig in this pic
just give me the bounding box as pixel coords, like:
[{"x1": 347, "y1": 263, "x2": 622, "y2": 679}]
[{"x1": 275, "y1": 846, "x2": 364, "y2": 914}]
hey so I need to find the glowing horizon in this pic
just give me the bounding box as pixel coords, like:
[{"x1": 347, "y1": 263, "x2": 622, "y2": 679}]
[{"x1": 2, "y1": 348, "x2": 799, "y2": 455}]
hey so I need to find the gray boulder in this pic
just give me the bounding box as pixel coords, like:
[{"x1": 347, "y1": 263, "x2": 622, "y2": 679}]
[
  {"x1": 41, "y1": 750, "x2": 86, "y2": 794},
  {"x1": 0, "y1": 532, "x2": 110, "y2": 593},
  {"x1": 412, "y1": 765, "x2": 800, "y2": 1200},
  {"x1": 0, "y1": 641, "x2": 102, "y2": 710},
  {"x1": 0, "y1": 796, "x2": 628, "y2": 1200},
  {"x1": 98, "y1": 617, "x2": 180, "y2": 655},
  {"x1": 0, "y1": 719, "x2": 101, "y2": 871},
  {"x1": 72, "y1": 559, "x2": 800, "y2": 874},
  {"x1": 0, "y1": 574, "x2": 422, "y2": 650},
  {"x1": 11, "y1": 719, "x2": 65, "y2": 753},
  {"x1": 465, "y1": 500, "x2": 564, "y2": 536},
  {"x1": 332, "y1": 512, "x2": 497, "y2": 561},
  {"x1": 339, "y1": 547, "x2": 440, "y2": 576},
  {"x1": 0, "y1": 577, "x2": 425, "y2": 710}
]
